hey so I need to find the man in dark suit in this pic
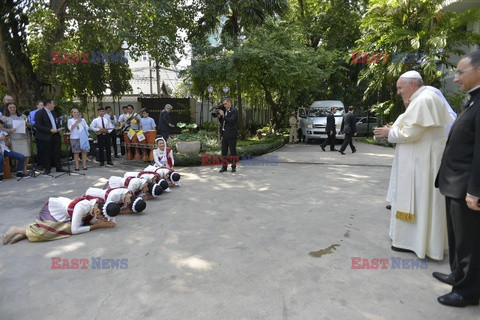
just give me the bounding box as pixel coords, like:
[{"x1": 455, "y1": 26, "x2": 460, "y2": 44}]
[
  {"x1": 339, "y1": 105, "x2": 357, "y2": 154},
  {"x1": 434, "y1": 50, "x2": 480, "y2": 307},
  {"x1": 218, "y1": 97, "x2": 238, "y2": 173},
  {"x1": 34, "y1": 99, "x2": 65, "y2": 174},
  {"x1": 321, "y1": 106, "x2": 338, "y2": 151},
  {"x1": 157, "y1": 104, "x2": 174, "y2": 140}
]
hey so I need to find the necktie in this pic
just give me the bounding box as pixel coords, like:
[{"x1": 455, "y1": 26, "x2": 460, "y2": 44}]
[
  {"x1": 222, "y1": 111, "x2": 226, "y2": 131},
  {"x1": 101, "y1": 117, "x2": 105, "y2": 129}
]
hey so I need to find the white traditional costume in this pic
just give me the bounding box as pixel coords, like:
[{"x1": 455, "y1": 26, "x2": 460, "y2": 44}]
[
  {"x1": 24, "y1": 196, "x2": 118, "y2": 242},
  {"x1": 107, "y1": 176, "x2": 147, "y2": 193},
  {"x1": 153, "y1": 137, "x2": 174, "y2": 169},
  {"x1": 387, "y1": 78, "x2": 452, "y2": 260},
  {"x1": 85, "y1": 187, "x2": 130, "y2": 206}
]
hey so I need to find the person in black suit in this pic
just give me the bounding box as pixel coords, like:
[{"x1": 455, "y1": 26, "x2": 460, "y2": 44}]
[
  {"x1": 321, "y1": 106, "x2": 338, "y2": 151},
  {"x1": 157, "y1": 104, "x2": 174, "y2": 140},
  {"x1": 34, "y1": 99, "x2": 65, "y2": 174},
  {"x1": 339, "y1": 106, "x2": 357, "y2": 154},
  {"x1": 434, "y1": 50, "x2": 480, "y2": 307},
  {"x1": 218, "y1": 97, "x2": 238, "y2": 173}
]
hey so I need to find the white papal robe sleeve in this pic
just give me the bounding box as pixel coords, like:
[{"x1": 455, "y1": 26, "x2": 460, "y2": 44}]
[{"x1": 388, "y1": 124, "x2": 426, "y2": 144}]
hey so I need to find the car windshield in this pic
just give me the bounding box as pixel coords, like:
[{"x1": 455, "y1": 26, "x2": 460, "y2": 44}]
[{"x1": 308, "y1": 108, "x2": 344, "y2": 117}]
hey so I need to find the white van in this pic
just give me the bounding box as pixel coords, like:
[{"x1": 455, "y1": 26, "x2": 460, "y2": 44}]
[{"x1": 298, "y1": 100, "x2": 345, "y2": 143}]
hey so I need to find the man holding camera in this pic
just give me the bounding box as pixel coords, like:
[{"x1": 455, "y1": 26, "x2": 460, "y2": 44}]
[{"x1": 217, "y1": 97, "x2": 238, "y2": 173}]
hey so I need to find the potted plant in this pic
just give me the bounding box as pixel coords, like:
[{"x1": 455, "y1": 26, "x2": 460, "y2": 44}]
[{"x1": 175, "y1": 122, "x2": 201, "y2": 154}]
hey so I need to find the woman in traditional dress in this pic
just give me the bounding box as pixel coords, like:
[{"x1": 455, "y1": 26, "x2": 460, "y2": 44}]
[
  {"x1": 144, "y1": 163, "x2": 180, "y2": 190},
  {"x1": 1, "y1": 102, "x2": 31, "y2": 174},
  {"x1": 104, "y1": 176, "x2": 163, "y2": 200},
  {"x1": 84, "y1": 187, "x2": 147, "y2": 214},
  {"x1": 67, "y1": 107, "x2": 90, "y2": 170},
  {"x1": 2, "y1": 196, "x2": 120, "y2": 245},
  {"x1": 153, "y1": 137, "x2": 174, "y2": 169}
]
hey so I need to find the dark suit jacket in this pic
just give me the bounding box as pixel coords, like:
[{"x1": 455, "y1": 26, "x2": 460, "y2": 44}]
[
  {"x1": 221, "y1": 107, "x2": 238, "y2": 138},
  {"x1": 34, "y1": 108, "x2": 59, "y2": 141},
  {"x1": 325, "y1": 112, "x2": 336, "y2": 133},
  {"x1": 436, "y1": 87, "x2": 480, "y2": 199},
  {"x1": 341, "y1": 112, "x2": 356, "y2": 134},
  {"x1": 157, "y1": 110, "x2": 171, "y2": 132}
]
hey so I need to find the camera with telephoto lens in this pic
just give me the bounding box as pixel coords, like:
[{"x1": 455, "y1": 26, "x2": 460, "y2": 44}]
[{"x1": 210, "y1": 104, "x2": 226, "y2": 118}]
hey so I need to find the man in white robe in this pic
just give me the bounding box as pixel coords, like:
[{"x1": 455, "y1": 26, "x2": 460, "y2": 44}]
[{"x1": 374, "y1": 70, "x2": 453, "y2": 260}]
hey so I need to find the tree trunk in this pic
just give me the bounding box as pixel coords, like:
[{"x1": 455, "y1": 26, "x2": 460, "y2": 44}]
[{"x1": 262, "y1": 83, "x2": 281, "y2": 130}]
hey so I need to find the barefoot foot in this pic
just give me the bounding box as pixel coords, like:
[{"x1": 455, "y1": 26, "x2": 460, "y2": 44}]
[
  {"x1": 9, "y1": 233, "x2": 27, "y2": 244},
  {"x1": 3, "y1": 227, "x2": 18, "y2": 245}
]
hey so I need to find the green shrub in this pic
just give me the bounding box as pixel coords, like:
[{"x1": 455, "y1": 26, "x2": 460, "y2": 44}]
[
  {"x1": 173, "y1": 137, "x2": 285, "y2": 167},
  {"x1": 202, "y1": 121, "x2": 218, "y2": 132}
]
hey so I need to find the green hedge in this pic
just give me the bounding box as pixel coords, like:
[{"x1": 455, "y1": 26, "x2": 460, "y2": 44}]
[{"x1": 174, "y1": 137, "x2": 286, "y2": 167}]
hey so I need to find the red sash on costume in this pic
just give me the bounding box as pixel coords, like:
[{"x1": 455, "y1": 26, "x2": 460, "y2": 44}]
[
  {"x1": 104, "y1": 187, "x2": 124, "y2": 201},
  {"x1": 156, "y1": 147, "x2": 173, "y2": 168},
  {"x1": 137, "y1": 171, "x2": 161, "y2": 181},
  {"x1": 67, "y1": 196, "x2": 103, "y2": 224},
  {"x1": 124, "y1": 176, "x2": 134, "y2": 187},
  {"x1": 166, "y1": 147, "x2": 173, "y2": 168}
]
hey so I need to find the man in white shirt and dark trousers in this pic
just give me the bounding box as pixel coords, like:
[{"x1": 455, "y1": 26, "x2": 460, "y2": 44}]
[
  {"x1": 105, "y1": 106, "x2": 119, "y2": 158},
  {"x1": 90, "y1": 107, "x2": 113, "y2": 166}
]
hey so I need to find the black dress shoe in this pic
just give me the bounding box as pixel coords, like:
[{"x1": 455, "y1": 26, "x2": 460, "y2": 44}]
[
  {"x1": 75, "y1": 167, "x2": 80, "y2": 171},
  {"x1": 231, "y1": 167, "x2": 237, "y2": 173},
  {"x1": 339, "y1": 150, "x2": 346, "y2": 155},
  {"x1": 321, "y1": 145, "x2": 326, "y2": 151},
  {"x1": 56, "y1": 168, "x2": 67, "y2": 172},
  {"x1": 44, "y1": 170, "x2": 51, "y2": 175},
  {"x1": 83, "y1": 167, "x2": 88, "y2": 170},
  {"x1": 437, "y1": 292, "x2": 479, "y2": 307},
  {"x1": 391, "y1": 246, "x2": 414, "y2": 253},
  {"x1": 330, "y1": 148, "x2": 338, "y2": 151},
  {"x1": 432, "y1": 272, "x2": 456, "y2": 286},
  {"x1": 219, "y1": 167, "x2": 227, "y2": 173},
  {"x1": 107, "y1": 162, "x2": 114, "y2": 165},
  {"x1": 352, "y1": 149, "x2": 357, "y2": 153},
  {"x1": 99, "y1": 162, "x2": 105, "y2": 167}
]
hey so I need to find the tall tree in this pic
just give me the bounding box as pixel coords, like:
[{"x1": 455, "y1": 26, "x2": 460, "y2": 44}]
[
  {"x1": 355, "y1": 0, "x2": 480, "y2": 122},
  {"x1": 0, "y1": 0, "x2": 194, "y2": 106},
  {"x1": 285, "y1": 0, "x2": 368, "y2": 110},
  {"x1": 194, "y1": 0, "x2": 289, "y2": 136},
  {"x1": 188, "y1": 20, "x2": 340, "y2": 128}
]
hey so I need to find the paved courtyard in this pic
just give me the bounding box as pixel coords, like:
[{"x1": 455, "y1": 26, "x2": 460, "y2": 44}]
[{"x1": 0, "y1": 141, "x2": 478, "y2": 319}]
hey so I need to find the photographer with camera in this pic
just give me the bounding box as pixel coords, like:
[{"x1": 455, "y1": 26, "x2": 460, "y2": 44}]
[{"x1": 216, "y1": 97, "x2": 238, "y2": 173}]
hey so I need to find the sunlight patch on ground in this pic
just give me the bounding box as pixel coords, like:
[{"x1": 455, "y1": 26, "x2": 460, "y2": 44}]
[
  {"x1": 366, "y1": 152, "x2": 394, "y2": 159},
  {"x1": 343, "y1": 173, "x2": 370, "y2": 179},
  {"x1": 93, "y1": 178, "x2": 108, "y2": 187},
  {"x1": 181, "y1": 171, "x2": 203, "y2": 181},
  {"x1": 44, "y1": 241, "x2": 86, "y2": 258},
  {"x1": 170, "y1": 254, "x2": 213, "y2": 271}
]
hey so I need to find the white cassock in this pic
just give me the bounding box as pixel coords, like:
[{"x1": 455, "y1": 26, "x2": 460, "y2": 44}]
[{"x1": 386, "y1": 86, "x2": 452, "y2": 260}]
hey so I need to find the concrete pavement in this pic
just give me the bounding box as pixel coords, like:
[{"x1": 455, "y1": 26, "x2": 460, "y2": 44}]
[{"x1": 0, "y1": 141, "x2": 478, "y2": 320}]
